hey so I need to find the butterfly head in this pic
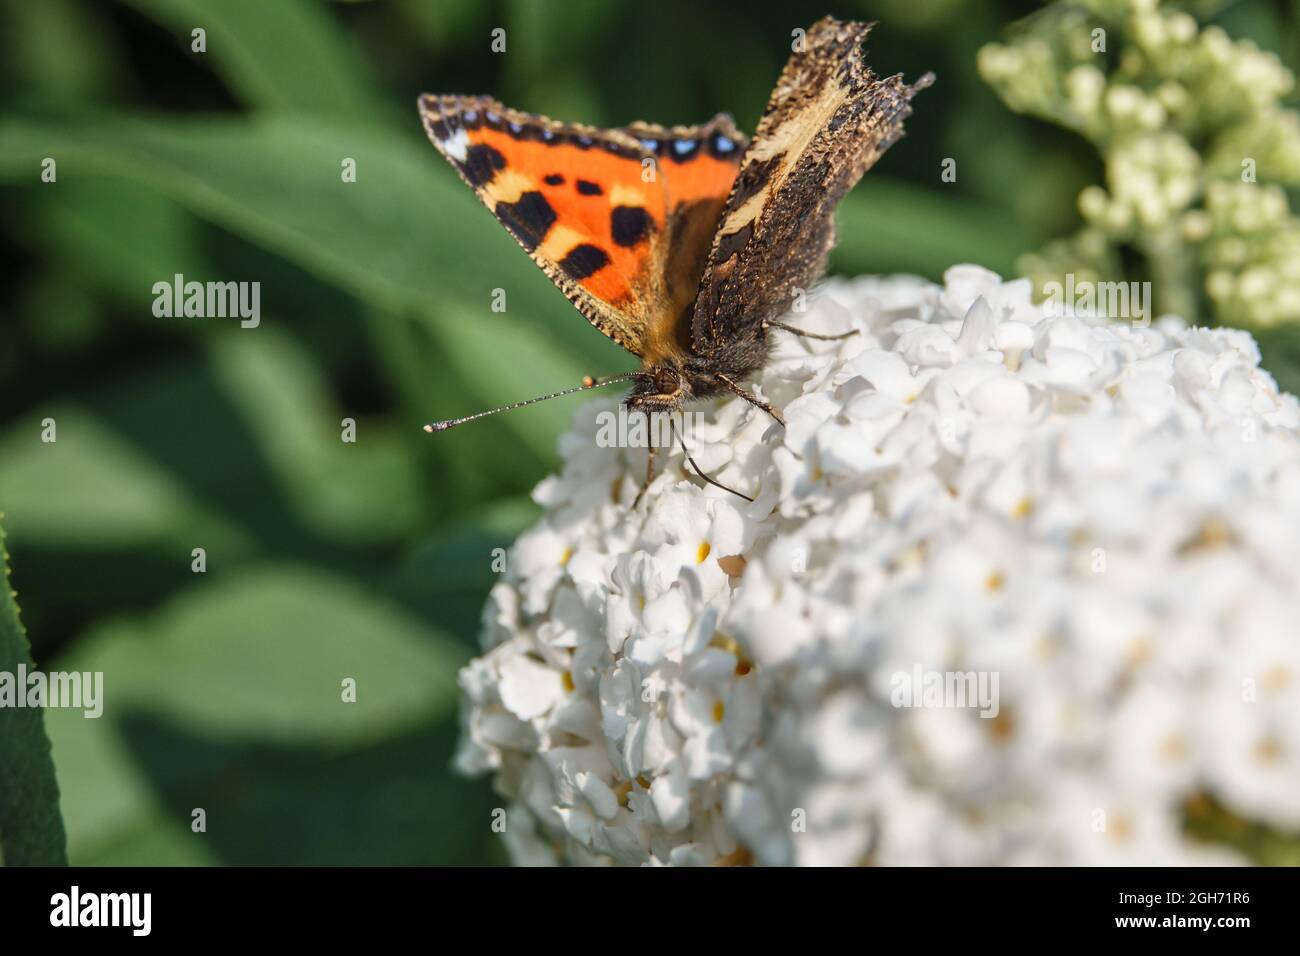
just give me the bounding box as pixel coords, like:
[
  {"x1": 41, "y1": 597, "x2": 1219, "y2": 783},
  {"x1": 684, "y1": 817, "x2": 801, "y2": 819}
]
[{"x1": 625, "y1": 364, "x2": 689, "y2": 415}]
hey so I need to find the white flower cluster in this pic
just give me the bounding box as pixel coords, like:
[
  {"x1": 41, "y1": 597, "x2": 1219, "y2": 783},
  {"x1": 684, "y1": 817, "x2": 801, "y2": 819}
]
[
  {"x1": 980, "y1": 0, "x2": 1300, "y2": 328},
  {"x1": 455, "y1": 266, "x2": 1300, "y2": 866}
]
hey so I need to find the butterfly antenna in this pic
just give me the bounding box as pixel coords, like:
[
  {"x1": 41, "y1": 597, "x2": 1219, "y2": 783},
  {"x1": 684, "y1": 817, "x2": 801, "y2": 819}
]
[{"x1": 424, "y1": 373, "x2": 640, "y2": 433}]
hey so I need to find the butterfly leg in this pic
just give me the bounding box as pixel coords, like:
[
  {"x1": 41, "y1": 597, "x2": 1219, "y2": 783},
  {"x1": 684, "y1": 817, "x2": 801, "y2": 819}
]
[
  {"x1": 631, "y1": 441, "x2": 657, "y2": 510},
  {"x1": 671, "y1": 418, "x2": 754, "y2": 503},
  {"x1": 764, "y1": 318, "x2": 859, "y2": 341},
  {"x1": 713, "y1": 372, "x2": 786, "y2": 427}
]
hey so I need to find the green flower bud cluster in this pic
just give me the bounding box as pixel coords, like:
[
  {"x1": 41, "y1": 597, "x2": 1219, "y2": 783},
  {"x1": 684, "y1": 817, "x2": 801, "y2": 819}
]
[
  {"x1": 1198, "y1": 181, "x2": 1300, "y2": 326},
  {"x1": 979, "y1": 0, "x2": 1300, "y2": 327}
]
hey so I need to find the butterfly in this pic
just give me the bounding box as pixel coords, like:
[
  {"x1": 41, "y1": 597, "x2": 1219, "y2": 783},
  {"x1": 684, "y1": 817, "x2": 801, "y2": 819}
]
[{"x1": 419, "y1": 17, "x2": 931, "y2": 499}]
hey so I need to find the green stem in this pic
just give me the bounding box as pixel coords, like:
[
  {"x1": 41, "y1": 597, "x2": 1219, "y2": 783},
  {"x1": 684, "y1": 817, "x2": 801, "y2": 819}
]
[{"x1": 1141, "y1": 222, "x2": 1200, "y2": 325}]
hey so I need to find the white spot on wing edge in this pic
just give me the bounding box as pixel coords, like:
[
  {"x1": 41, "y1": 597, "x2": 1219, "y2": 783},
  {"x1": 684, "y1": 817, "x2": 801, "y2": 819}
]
[{"x1": 443, "y1": 128, "x2": 469, "y2": 162}]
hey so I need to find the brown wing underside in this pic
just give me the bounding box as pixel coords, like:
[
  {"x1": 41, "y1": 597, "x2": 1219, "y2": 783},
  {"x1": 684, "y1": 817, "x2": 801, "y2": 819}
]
[{"x1": 690, "y1": 18, "x2": 933, "y2": 356}]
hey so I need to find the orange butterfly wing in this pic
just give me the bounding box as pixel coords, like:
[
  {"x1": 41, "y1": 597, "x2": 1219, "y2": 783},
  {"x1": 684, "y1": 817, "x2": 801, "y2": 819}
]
[{"x1": 418, "y1": 95, "x2": 747, "y2": 364}]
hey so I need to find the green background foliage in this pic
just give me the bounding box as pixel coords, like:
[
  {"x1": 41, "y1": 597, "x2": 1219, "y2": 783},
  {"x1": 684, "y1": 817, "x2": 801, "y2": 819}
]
[
  {"x1": 0, "y1": 521, "x2": 68, "y2": 865},
  {"x1": 0, "y1": 0, "x2": 1296, "y2": 865}
]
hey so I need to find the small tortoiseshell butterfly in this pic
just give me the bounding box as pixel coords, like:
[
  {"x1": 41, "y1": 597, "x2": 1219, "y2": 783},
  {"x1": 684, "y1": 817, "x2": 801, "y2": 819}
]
[{"x1": 420, "y1": 17, "x2": 931, "y2": 499}]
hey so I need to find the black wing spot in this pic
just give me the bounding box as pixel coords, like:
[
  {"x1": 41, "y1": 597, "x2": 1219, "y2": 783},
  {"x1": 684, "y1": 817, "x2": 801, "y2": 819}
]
[
  {"x1": 462, "y1": 143, "x2": 506, "y2": 187},
  {"x1": 610, "y1": 206, "x2": 652, "y2": 247},
  {"x1": 496, "y1": 191, "x2": 557, "y2": 251},
  {"x1": 576, "y1": 179, "x2": 603, "y2": 196},
  {"x1": 425, "y1": 116, "x2": 451, "y2": 140},
  {"x1": 544, "y1": 173, "x2": 565, "y2": 186},
  {"x1": 557, "y1": 243, "x2": 610, "y2": 281}
]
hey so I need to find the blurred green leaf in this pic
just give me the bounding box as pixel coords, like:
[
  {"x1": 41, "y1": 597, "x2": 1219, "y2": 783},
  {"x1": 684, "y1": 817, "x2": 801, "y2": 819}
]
[
  {"x1": 205, "y1": 327, "x2": 425, "y2": 543},
  {"x1": 385, "y1": 495, "x2": 539, "y2": 641},
  {"x1": 0, "y1": 402, "x2": 251, "y2": 552},
  {"x1": 1, "y1": 0, "x2": 125, "y2": 104},
  {"x1": 0, "y1": 519, "x2": 68, "y2": 865},
  {"x1": 833, "y1": 179, "x2": 1029, "y2": 279},
  {"x1": 1249, "y1": 323, "x2": 1300, "y2": 398},
  {"x1": 45, "y1": 563, "x2": 477, "y2": 864},
  {"x1": 61, "y1": 564, "x2": 461, "y2": 744},
  {"x1": 25, "y1": 179, "x2": 207, "y2": 310},
  {"x1": 119, "y1": 0, "x2": 382, "y2": 121},
  {"x1": 0, "y1": 114, "x2": 472, "y2": 313},
  {"x1": 0, "y1": 113, "x2": 623, "y2": 456},
  {"x1": 0, "y1": 324, "x2": 433, "y2": 646},
  {"x1": 39, "y1": 704, "x2": 179, "y2": 864},
  {"x1": 392, "y1": 0, "x2": 486, "y2": 51},
  {"x1": 9, "y1": 263, "x2": 107, "y2": 360},
  {"x1": 49, "y1": 706, "x2": 503, "y2": 865}
]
